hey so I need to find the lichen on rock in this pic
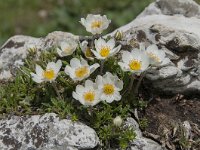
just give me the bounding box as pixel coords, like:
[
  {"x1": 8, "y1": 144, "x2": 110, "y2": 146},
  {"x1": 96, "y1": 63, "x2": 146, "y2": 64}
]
[
  {"x1": 109, "y1": 0, "x2": 200, "y2": 96},
  {"x1": 0, "y1": 113, "x2": 99, "y2": 150}
]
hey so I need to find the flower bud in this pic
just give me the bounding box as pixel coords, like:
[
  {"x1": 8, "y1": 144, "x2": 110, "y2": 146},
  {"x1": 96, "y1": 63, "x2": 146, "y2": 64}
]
[
  {"x1": 27, "y1": 44, "x2": 37, "y2": 53},
  {"x1": 114, "y1": 30, "x2": 123, "y2": 40},
  {"x1": 113, "y1": 116, "x2": 123, "y2": 127}
]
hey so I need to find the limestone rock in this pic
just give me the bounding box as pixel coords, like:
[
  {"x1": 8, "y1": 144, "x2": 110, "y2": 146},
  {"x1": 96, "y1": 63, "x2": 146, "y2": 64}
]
[
  {"x1": 0, "y1": 31, "x2": 78, "y2": 80},
  {"x1": 0, "y1": 113, "x2": 99, "y2": 150},
  {"x1": 138, "y1": 0, "x2": 200, "y2": 18},
  {"x1": 110, "y1": 0, "x2": 200, "y2": 96},
  {"x1": 125, "y1": 118, "x2": 166, "y2": 150}
]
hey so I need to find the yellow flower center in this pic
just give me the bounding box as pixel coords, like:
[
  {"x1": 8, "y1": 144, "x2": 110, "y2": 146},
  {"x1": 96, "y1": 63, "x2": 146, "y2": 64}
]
[
  {"x1": 100, "y1": 46, "x2": 110, "y2": 57},
  {"x1": 147, "y1": 52, "x2": 160, "y2": 62},
  {"x1": 64, "y1": 47, "x2": 71, "y2": 53},
  {"x1": 84, "y1": 91, "x2": 95, "y2": 102},
  {"x1": 85, "y1": 48, "x2": 93, "y2": 57},
  {"x1": 75, "y1": 66, "x2": 89, "y2": 78},
  {"x1": 43, "y1": 69, "x2": 55, "y2": 80},
  {"x1": 91, "y1": 20, "x2": 102, "y2": 29},
  {"x1": 103, "y1": 84, "x2": 115, "y2": 95},
  {"x1": 129, "y1": 60, "x2": 142, "y2": 71}
]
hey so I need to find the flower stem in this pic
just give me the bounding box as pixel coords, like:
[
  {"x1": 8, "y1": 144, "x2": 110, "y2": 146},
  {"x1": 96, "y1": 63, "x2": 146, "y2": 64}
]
[
  {"x1": 100, "y1": 60, "x2": 105, "y2": 75},
  {"x1": 122, "y1": 74, "x2": 135, "y2": 96},
  {"x1": 91, "y1": 35, "x2": 95, "y2": 50},
  {"x1": 128, "y1": 73, "x2": 135, "y2": 93},
  {"x1": 88, "y1": 106, "x2": 93, "y2": 116},
  {"x1": 52, "y1": 82, "x2": 62, "y2": 100},
  {"x1": 133, "y1": 71, "x2": 147, "y2": 95}
]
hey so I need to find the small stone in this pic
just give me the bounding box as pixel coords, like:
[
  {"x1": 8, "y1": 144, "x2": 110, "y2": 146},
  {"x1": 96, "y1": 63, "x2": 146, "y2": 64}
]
[{"x1": 125, "y1": 118, "x2": 166, "y2": 150}]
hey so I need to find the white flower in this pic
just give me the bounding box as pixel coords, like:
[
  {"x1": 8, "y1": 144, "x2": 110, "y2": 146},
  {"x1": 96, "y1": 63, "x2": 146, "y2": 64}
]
[
  {"x1": 113, "y1": 116, "x2": 123, "y2": 127},
  {"x1": 30, "y1": 60, "x2": 62, "y2": 83},
  {"x1": 57, "y1": 38, "x2": 78, "y2": 57},
  {"x1": 139, "y1": 43, "x2": 146, "y2": 51},
  {"x1": 91, "y1": 38, "x2": 121, "y2": 60},
  {"x1": 65, "y1": 57, "x2": 99, "y2": 81},
  {"x1": 118, "y1": 49, "x2": 150, "y2": 75},
  {"x1": 80, "y1": 14, "x2": 111, "y2": 35},
  {"x1": 96, "y1": 72, "x2": 123, "y2": 103},
  {"x1": 80, "y1": 41, "x2": 94, "y2": 60},
  {"x1": 73, "y1": 80, "x2": 101, "y2": 106},
  {"x1": 146, "y1": 44, "x2": 170, "y2": 66}
]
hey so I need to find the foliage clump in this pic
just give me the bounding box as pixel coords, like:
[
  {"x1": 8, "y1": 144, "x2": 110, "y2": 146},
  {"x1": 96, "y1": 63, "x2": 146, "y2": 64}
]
[{"x1": 0, "y1": 14, "x2": 170, "y2": 149}]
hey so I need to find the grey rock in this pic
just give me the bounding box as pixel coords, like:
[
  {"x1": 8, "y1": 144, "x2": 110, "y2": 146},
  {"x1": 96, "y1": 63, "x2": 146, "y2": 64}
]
[
  {"x1": 125, "y1": 117, "x2": 142, "y2": 138},
  {"x1": 130, "y1": 138, "x2": 165, "y2": 150},
  {"x1": 0, "y1": 113, "x2": 99, "y2": 150},
  {"x1": 125, "y1": 118, "x2": 166, "y2": 150},
  {"x1": 109, "y1": 0, "x2": 200, "y2": 96},
  {"x1": 0, "y1": 31, "x2": 78, "y2": 80},
  {"x1": 138, "y1": 0, "x2": 200, "y2": 18}
]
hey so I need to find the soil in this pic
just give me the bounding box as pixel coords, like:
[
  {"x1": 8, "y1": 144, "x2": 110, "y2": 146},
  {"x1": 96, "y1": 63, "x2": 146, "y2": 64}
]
[{"x1": 141, "y1": 94, "x2": 200, "y2": 150}]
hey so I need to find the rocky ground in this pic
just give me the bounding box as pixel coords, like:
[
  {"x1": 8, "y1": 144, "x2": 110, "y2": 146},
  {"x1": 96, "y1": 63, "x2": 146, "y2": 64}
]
[
  {"x1": 0, "y1": 0, "x2": 200, "y2": 149},
  {"x1": 140, "y1": 94, "x2": 200, "y2": 150}
]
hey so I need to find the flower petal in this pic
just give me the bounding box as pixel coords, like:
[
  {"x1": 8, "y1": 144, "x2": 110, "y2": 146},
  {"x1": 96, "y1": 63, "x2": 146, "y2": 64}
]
[
  {"x1": 118, "y1": 62, "x2": 130, "y2": 72},
  {"x1": 85, "y1": 80, "x2": 94, "y2": 88},
  {"x1": 107, "y1": 38, "x2": 115, "y2": 49},
  {"x1": 91, "y1": 49, "x2": 104, "y2": 59},
  {"x1": 76, "y1": 85, "x2": 85, "y2": 94},
  {"x1": 114, "y1": 92, "x2": 121, "y2": 101},
  {"x1": 139, "y1": 43, "x2": 146, "y2": 51},
  {"x1": 30, "y1": 73, "x2": 43, "y2": 83},
  {"x1": 101, "y1": 94, "x2": 115, "y2": 103},
  {"x1": 110, "y1": 45, "x2": 121, "y2": 55},
  {"x1": 80, "y1": 18, "x2": 86, "y2": 26},
  {"x1": 80, "y1": 57, "x2": 88, "y2": 66},
  {"x1": 64, "y1": 65, "x2": 72, "y2": 75},
  {"x1": 146, "y1": 44, "x2": 158, "y2": 52},
  {"x1": 54, "y1": 60, "x2": 62, "y2": 74},
  {"x1": 80, "y1": 41, "x2": 88, "y2": 52},
  {"x1": 95, "y1": 38, "x2": 106, "y2": 51},
  {"x1": 89, "y1": 63, "x2": 100, "y2": 73},
  {"x1": 115, "y1": 80, "x2": 123, "y2": 91},
  {"x1": 70, "y1": 58, "x2": 81, "y2": 68},
  {"x1": 95, "y1": 75, "x2": 103, "y2": 88},
  {"x1": 46, "y1": 62, "x2": 56, "y2": 70},
  {"x1": 35, "y1": 65, "x2": 44, "y2": 77},
  {"x1": 60, "y1": 42, "x2": 69, "y2": 51},
  {"x1": 121, "y1": 51, "x2": 132, "y2": 63},
  {"x1": 57, "y1": 48, "x2": 64, "y2": 57}
]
